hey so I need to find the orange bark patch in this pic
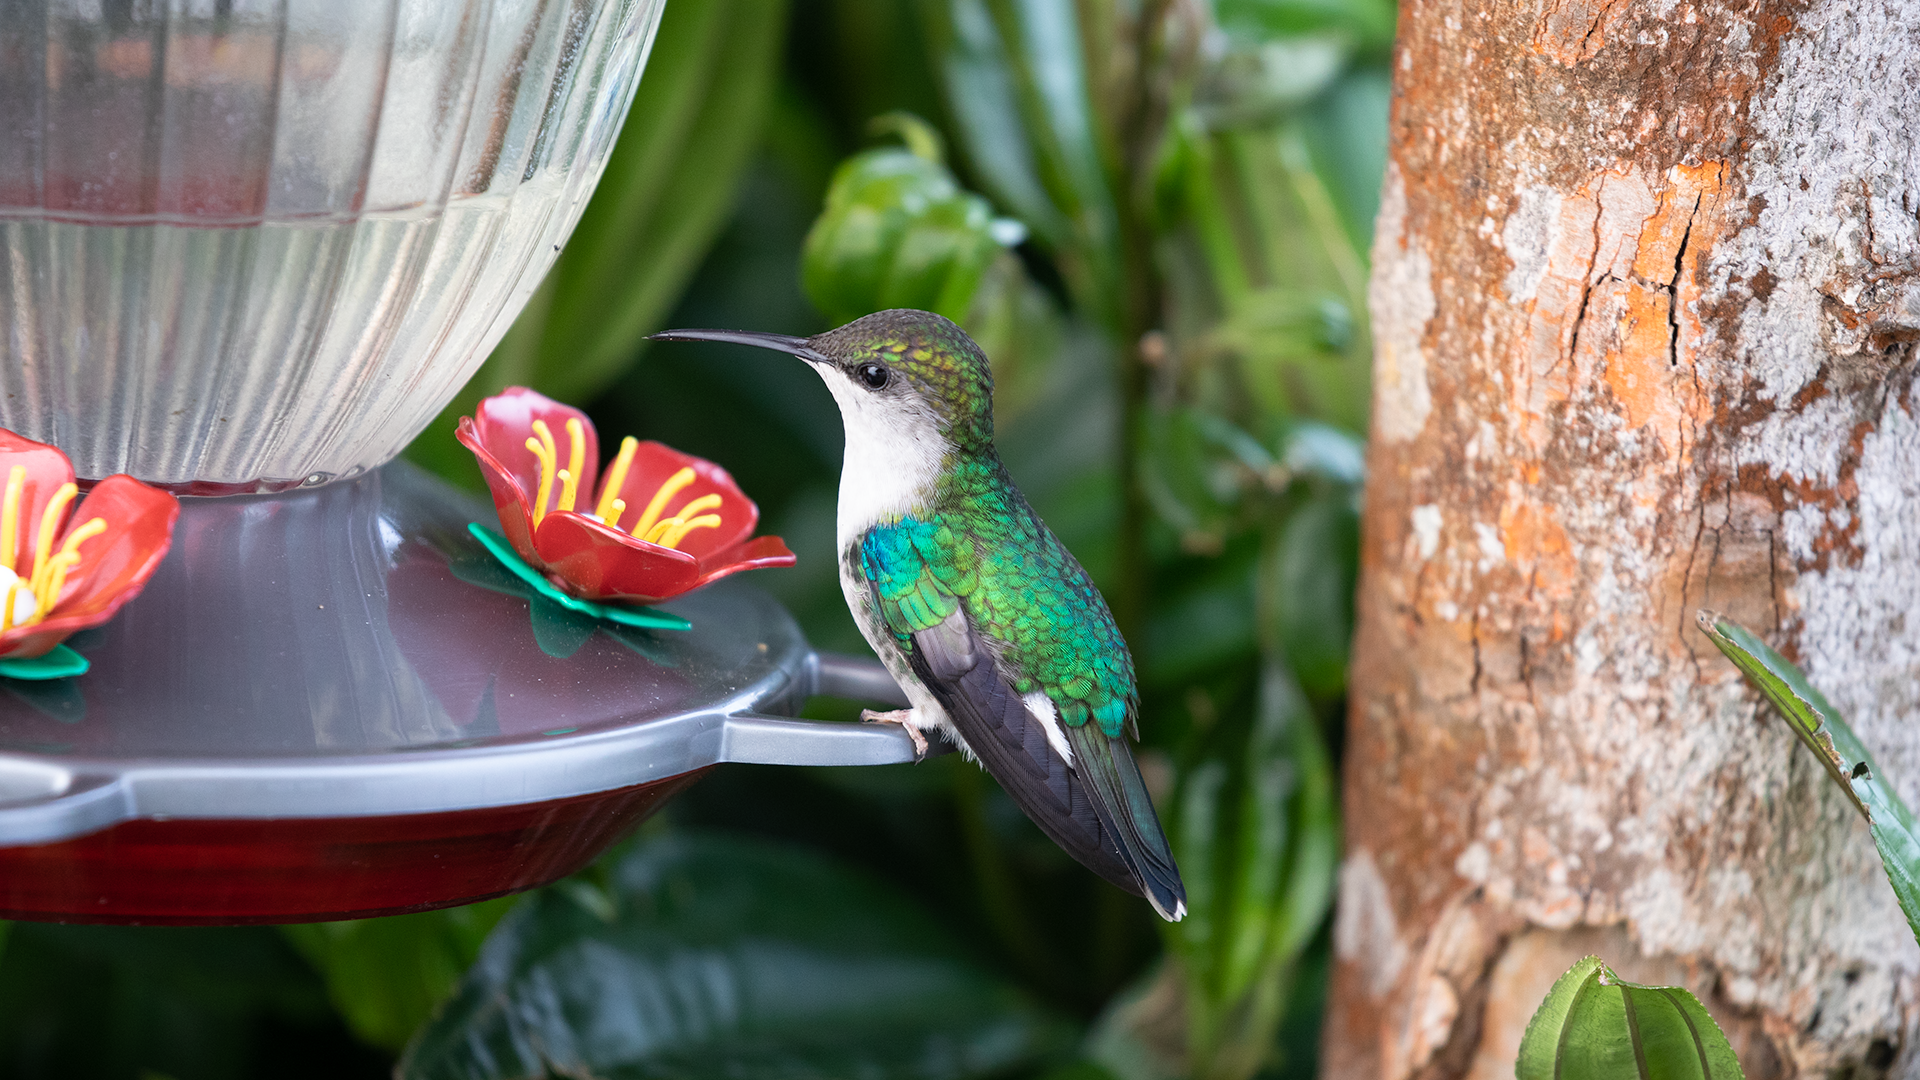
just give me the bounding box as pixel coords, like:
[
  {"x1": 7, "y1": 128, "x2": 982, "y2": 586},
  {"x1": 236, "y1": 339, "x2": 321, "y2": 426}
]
[
  {"x1": 1532, "y1": 0, "x2": 1626, "y2": 65},
  {"x1": 1601, "y1": 289, "x2": 1684, "y2": 435},
  {"x1": 1603, "y1": 163, "x2": 1724, "y2": 460},
  {"x1": 1498, "y1": 500, "x2": 1576, "y2": 620}
]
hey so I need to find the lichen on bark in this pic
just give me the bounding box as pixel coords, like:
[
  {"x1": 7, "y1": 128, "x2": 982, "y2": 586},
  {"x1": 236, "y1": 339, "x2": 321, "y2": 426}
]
[{"x1": 1329, "y1": 0, "x2": 1920, "y2": 1076}]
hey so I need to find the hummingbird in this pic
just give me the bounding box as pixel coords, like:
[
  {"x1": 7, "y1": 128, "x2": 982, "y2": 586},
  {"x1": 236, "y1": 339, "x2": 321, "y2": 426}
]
[{"x1": 652, "y1": 310, "x2": 1186, "y2": 921}]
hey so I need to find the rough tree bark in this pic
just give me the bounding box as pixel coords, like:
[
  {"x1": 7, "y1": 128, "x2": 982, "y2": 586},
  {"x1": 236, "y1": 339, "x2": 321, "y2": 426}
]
[{"x1": 1325, "y1": 0, "x2": 1920, "y2": 1076}]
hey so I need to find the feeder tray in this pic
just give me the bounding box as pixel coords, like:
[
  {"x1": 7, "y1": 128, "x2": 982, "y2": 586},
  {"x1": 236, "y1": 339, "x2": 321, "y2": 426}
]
[{"x1": 0, "y1": 463, "x2": 915, "y2": 925}]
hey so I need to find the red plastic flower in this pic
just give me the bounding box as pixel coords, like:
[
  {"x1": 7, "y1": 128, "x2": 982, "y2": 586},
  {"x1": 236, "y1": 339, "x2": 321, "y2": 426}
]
[
  {"x1": 0, "y1": 430, "x2": 180, "y2": 660},
  {"x1": 456, "y1": 387, "x2": 794, "y2": 605}
]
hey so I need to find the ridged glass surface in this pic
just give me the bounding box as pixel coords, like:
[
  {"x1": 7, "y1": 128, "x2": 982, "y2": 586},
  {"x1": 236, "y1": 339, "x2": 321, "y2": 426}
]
[{"x1": 0, "y1": 0, "x2": 665, "y2": 491}]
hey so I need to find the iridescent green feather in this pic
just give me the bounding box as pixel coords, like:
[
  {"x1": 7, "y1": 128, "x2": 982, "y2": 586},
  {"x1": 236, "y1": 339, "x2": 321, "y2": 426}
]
[{"x1": 858, "y1": 458, "x2": 1136, "y2": 738}]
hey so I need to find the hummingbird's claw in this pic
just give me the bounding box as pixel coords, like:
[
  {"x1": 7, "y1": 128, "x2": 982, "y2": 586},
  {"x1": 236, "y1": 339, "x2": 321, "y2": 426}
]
[{"x1": 861, "y1": 707, "x2": 929, "y2": 761}]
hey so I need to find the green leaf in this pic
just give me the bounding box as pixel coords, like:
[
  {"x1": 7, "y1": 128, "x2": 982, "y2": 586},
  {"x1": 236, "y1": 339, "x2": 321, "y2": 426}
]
[
  {"x1": 1139, "y1": 406, "x2": 1248, "y2": 545},
  {"x1": 1141, "y1": 550, "x2": 1259, "y2": 687},
  {"x1": 467, "y1": 524, "x2": 690, "y2": 631},
  {"x1": 1697, "y1": 611, "x2": 1920, "y2": 945},
  {"x1": 0, "y1": 643, "x2": 88, "y2": 681},
  {"x1": 1188, "y1": 125, "x2": 1372, "y2": 432},
  {"x1": 1214, "y1": 0, "x2": 1396, "y2": 55},
  {"x1": 922, "y1": 0, "x2": 1067, "y2": 247},
  {"x1": 1299, "y1": 67, "x2": 1392, "y2": 250},
  {"x1": 925, "y1": 0, "x2": 1123, "y2": 327},
  {"x1": 1516, "y1": 955, "x2": 1743, "y2": 1080},
  {"x1": 409, "y1": 0, "x2": 788, "y2": 486},
  {"x1": 399, "y1": 832, "x2": 1072, "y2": 1080},
  {"x1": 528, "y1": 593, "x2": 598, "y2": 659},
  {"x1": 1264, "y1": 492, "x2": 1359, "y2": 701},
  {"x1": 279, "y1": 897, "x2": 519, "y2": 1053},
  {"x1": 1163, "y1": 662, "x2": 1338, "y2": 1080},
  {"x1": 801, "y1": 138, "x2": 1013, "y2": 326},
  {"x1": 0, "y1": 923, "x2": 340, "y2": 1077}
]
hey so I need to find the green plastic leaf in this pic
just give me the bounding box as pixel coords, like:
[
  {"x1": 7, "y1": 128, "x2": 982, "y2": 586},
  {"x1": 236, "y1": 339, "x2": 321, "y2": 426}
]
[
  {"x1": 467, "y1": 524, "x2": 689, "y2": 631},
  {"x1": 0, "y1": 643, "x2": 88, "y2": 681},
  {"x1": 801, "y1": 140, "x2": 1010, "y2": 326},
  {"x1": 409, "y1": 0, "x2": 788, "y2": 486},
  {"x1": 528, "y1": 593, "x2": 599, "y2": 659},
  {"x1": 1516, "y1": 956, "x2": 1743, "y2": 1080},
  {"x1": 1698, "y1": 611, "x2": 1920, "y2": 944},
  {"x1": 399, "y1": 832, "x2": 1072, "y2": 1080},
  {"x1": 280, "y1": 897, "x2": 518, "y2": 1053}
]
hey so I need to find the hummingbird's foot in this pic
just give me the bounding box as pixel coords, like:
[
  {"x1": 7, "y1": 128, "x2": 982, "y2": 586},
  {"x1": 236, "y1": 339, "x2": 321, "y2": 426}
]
[{"x1": 861, "y1": 708, "x2": 930, "y2": 760}]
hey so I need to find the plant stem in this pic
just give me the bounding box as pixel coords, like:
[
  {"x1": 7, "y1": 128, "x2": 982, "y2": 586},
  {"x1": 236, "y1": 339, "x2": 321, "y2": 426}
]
[{"x1": 1106, "y1": 0, "x2": 1174, "y2": 643}]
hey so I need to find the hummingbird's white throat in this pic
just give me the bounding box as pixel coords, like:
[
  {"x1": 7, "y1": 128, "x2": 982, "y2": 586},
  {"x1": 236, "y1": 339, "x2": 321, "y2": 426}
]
[{"x1": 812, "y1": 365, "x2": 948, "y2": 544}]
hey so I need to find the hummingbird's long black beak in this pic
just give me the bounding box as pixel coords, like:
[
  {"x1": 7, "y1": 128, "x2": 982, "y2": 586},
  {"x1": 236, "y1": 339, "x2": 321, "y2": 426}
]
[{"x1": 648, "y1": 328, "x2": 832, "y2": 365}]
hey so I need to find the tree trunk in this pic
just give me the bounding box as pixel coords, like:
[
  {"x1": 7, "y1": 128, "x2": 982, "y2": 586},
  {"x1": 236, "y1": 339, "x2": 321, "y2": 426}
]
[{"x1": 1325, "y1": 0, "x2": 1920, "y2": 1075}]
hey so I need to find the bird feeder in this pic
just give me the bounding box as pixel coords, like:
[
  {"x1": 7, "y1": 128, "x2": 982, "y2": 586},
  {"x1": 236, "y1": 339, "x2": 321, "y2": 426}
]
[{"x1": 0, "y1": 0, "x2": 914, "y2": 924}]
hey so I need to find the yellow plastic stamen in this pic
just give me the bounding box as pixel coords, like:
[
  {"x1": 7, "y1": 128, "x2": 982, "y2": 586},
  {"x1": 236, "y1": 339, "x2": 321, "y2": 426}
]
[
  {"x1": 560, "y1": 418, "x2": 586, "y2": 512},
  {"x1": 29, "y1": 482, "x2": 77, "y2": 595},
  {"x1": 33, "y1": 517, "x2": 104, "y2": 617},
  {"x1": 648, "y1": 514, "x2": 723, "y2": 550},
  {"x1": 594, "y1": 437, "x2": 640, "y2": 523},
  {"x1": 2, "y1": 578, "x2": 28, "y2": 632},
  {"x1": 0, "y1": 465, "x2": 23, "y2": 573},
  {"x1": 671, "y1": 493, "x2": 723, "y2": 521},
  {"x1": 630, "y1": 467, "x2": 697, "y2": 540},
  {"x1": 525, "y1": 420, "x2": 559, "y2": 528}
]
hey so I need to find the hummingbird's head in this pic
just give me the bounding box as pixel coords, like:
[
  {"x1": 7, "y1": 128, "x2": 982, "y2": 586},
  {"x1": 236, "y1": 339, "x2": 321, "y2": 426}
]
[{"x1": 650, "y1": 310, "x2": 996, "y2": 455}]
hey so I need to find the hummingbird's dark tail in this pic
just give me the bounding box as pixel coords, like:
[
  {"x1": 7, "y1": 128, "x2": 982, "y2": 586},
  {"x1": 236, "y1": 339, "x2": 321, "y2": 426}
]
[
  {"x1": 1063, "y1": 722, "x2": 1187, "y2": 921},
  {"x1": 903, "y1": 609, "x2": 1187, "y2": 921}
]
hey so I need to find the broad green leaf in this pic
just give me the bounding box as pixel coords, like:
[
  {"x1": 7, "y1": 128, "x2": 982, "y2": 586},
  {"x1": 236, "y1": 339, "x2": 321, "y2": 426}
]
[
  {"x1": 409, "y1": 0, "x2": 787, "y2": 486},
  {"x1": 925, "y1": 0, "x2": 1123, "y2": 327},
  {"x1": 1298, "y1": 68, "x2": 1392, "y2": 250},
  {"x1": 0, "y1": 923, "x2": 339, "y2": 1079},
  {"x1": 517, "y1": 0, "x2": 789, "y2": 401},
  {"x1": 1163, "y1": 661, "x2": 1338, "y2": 1080},
  {"x1": 1516, "y1": 956, "x2": 1743, "y2": 1080},
  {"x1": 801, "y1": 133, "x2": 1016, "y2": 325},
  {"x1": 1264, "y1": 492, "x2": 1359, "y2": 702},
  {"x1": 1141, "y1": 550, "x2": 1259, "y2": 688},
  {"x1": 1174, "y1": 759, "x2": 1229, "y2": 997},
  {"x1": 280, "y1": 896, "x2": 519, "y2": 1053},
  {"x1": 1214, "y1": 0, "x2": 1396, "y2": 55},
  {"x1": 1278, "y1": 420, "x2": 1366, "y2": 486},
  {"x1": 921, "y1": 0, "x2": 1068, "y2": 247},
  {"x1": 1698, "y1": 611, "x2": 1920, "y2": 944},
  {"x1": 399, "y1": 832, "x2": 1071, "y2": 1080}
]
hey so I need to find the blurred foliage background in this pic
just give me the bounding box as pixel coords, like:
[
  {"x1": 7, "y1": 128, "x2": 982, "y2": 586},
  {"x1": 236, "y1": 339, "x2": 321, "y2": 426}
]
[{"x1": 0, "y1": 0, "x2": 1389, "y2": 1076}]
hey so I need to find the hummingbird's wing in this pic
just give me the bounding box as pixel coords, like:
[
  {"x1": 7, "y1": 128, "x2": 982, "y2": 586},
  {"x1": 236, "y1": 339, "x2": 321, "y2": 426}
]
[{"x1": 858, "y1": 524, "x2": 1187, "y2": 921}]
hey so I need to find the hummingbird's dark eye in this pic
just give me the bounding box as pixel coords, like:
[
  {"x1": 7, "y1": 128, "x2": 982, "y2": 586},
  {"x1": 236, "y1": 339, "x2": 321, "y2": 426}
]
[{"x1": 854, "y1": 362, "x2": 891, "y2": 390}]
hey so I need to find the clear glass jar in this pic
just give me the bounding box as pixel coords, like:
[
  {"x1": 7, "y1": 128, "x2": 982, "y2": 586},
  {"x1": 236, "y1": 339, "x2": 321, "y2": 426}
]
[{"x1": 0, "y1": 0, "x2": 666, "y2": 492}]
